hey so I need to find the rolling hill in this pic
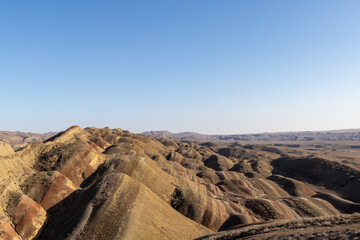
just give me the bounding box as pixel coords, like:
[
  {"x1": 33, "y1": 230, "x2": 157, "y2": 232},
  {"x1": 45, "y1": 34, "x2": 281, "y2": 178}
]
[{"x1": 0, "y1": 126, "x2": 359, "y2": 239}]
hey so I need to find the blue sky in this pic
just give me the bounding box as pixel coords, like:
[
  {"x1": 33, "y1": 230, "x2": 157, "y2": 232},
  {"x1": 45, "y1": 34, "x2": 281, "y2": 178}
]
[{"x1": 1, "y1": 1, "x2": 359, "y2": 134}]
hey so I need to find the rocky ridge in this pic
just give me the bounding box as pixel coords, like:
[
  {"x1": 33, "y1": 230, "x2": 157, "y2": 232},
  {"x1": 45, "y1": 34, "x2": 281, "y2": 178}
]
[{"x1": 0, "y1": 126, "x2": 359, "y2": 239}]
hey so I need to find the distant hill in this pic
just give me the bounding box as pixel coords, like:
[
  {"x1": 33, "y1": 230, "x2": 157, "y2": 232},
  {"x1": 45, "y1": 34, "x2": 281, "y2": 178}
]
[
  {"x1": 0, "y1": 131, "x2": 56, "y2": 150},
  {"x1": 1, "y1": 126, "x2": 360, "y2": 239},
  {"x1": 142, "y1": 129, "x2": 360, "y2": 141},
  {"x1": 142, "y1": 130, "x2": 210, "y2": 139}
]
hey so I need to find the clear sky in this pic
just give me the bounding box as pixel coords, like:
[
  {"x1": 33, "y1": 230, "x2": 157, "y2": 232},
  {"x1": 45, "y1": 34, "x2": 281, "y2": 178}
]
[{"x1": 1, "y1": 1, "x2": 359, "y2": 134}]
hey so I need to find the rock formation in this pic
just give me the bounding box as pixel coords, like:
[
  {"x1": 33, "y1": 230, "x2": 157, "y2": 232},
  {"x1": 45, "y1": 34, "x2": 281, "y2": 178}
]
[{"x1": 0, "y1": 126, "x2": 359, "y2": 239}]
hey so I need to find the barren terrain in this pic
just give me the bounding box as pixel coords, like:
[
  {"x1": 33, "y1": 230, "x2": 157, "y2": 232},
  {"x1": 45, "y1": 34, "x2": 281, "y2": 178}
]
[
  {"x1": 0, "y1": 131, "x2": 55, "y2": 150},
  {"x1": 0, "y1": 127, "x2": 359, "y2": 239}
]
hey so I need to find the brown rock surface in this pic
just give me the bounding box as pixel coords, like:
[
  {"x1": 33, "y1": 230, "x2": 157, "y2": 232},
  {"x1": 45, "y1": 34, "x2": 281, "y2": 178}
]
[
  {"x1": 1, "y1": 126, "x2": 360, "y2": 239},
  {"x1": 37, "y1": 172, "x2": 213, "y2": 240},
  {"x1": 13, "y1": 195, "x2": 47, "y2": 239},
  {"x1": 39, "y1": 171, "x2": 79, "y2": 210},
  {"x1": 0, "y1": 219, "x2": 22, "y2": 240}
]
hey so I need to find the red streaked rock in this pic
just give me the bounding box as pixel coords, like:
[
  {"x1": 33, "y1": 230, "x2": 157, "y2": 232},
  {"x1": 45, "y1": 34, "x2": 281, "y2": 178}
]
[
  {"x1": 13, "y1": 195, "x2": 47, "y2": 240},
  {"x1": 40, "y1": 171, "x2": 78, "y2": 210},
  {"x1": 0, "y1": 219, "x2": 22, "y2": 240}
]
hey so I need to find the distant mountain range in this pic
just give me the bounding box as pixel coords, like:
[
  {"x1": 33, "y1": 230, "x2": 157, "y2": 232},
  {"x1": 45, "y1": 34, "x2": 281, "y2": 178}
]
[
  {"x1": 1, "y1": 128, "x2": 360, "y2": 151},
  {"x1": 142, "y1": 129, "x2": 360, "y2": 141},
  {"x1": 0, "y1": 131, "x2": 56, "y2": 150}
]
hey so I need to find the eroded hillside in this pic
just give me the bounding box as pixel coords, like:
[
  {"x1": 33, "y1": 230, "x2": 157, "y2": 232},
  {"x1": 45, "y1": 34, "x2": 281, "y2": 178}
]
[
  {"x1": 0, "y1": 131, "x2": 55, "y2": 150},
  {"x1": 0, "y1": 126, "x2": 359, "y2": 239}
]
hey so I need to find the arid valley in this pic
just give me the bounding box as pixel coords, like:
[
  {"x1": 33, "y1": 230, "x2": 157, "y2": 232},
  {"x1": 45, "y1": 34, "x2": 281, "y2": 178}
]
[{"x1": 1, "y1": 126, "x2": 360, "y2": 239}]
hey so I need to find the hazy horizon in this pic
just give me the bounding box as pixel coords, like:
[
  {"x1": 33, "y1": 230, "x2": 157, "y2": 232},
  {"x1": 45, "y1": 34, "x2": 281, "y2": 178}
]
[
  {"x1": 2, "y1": 125, "x2": 360, "y2": 136},
  {"x1": 1, "y1": 1, "x2": 359, "y2": 134}
]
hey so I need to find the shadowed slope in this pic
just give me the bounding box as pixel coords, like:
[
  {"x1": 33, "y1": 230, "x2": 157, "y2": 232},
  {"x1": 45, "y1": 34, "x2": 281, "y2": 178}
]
[
  {"x1": 1, "y1": 126, "x2": 360, "y2": 240},
  {"x1": 271, "y1": 157, "x2": 360, "y2": 202},
  {"x1": 37, "y1": 169, "x2": 212, "y2": 240}
]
